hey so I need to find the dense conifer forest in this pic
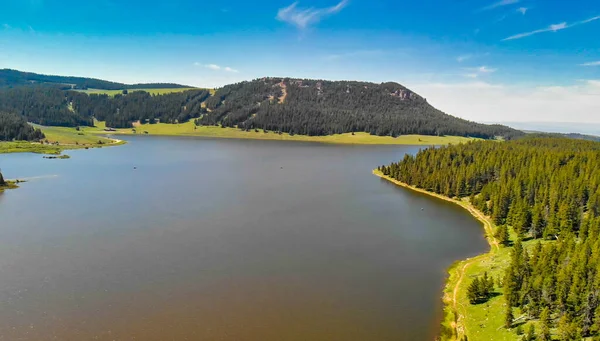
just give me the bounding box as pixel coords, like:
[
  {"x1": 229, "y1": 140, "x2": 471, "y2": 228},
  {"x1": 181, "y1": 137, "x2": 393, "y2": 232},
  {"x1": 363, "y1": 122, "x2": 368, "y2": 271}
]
[
  {"x1": 197, "y1": 78, "x2": 522, "y2": 139},
  {"x1": 71, "y1": 89, "x2": 211, "y2": 128},
  {"x1": 0, "y1": 87, "x2": 93, "y2": 127},
  {"x1": 0, "y1": 73, "x2": 523, "y2": 139},
  {"x1": 0, "y1": 111, "x2": 45, "y2": 141},
  {"x1": 379, "y1": 137, "x2": 600, "y2": 339}
]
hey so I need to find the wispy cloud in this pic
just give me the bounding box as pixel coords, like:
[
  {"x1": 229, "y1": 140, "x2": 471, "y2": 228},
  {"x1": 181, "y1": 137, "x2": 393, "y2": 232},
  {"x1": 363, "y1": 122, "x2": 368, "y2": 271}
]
[
  {"x1": 2, "y1": 24, "x2": 10, "y2": 29},
  {"x1": 517, "y1": 7, "x2": 528, "y2": 15},
  {"x1": 194, "y1": 63, "x2": 239, "y2": 73},
  {"x1": 503, "y1": 15, "x2": 600, "y2": 41},
  {"x1": 457, "y1": 55, "x2": 472, "y2": 62},
  {"x1": 277, "y1": 0, "x2": 349, "y2": 29},
  {"x1": 205, "y1": 64, "x2": 221, "y2": 70},
  {"x1": 223, "y1": 67, "x2": 239, "y2": 73},
  {"x1": 479, "y1": 0, "x2": 519, "y2": 12},
  {"x1": 462, "y1": 66, "x2": 497, "y2": 78},
  {"x1": 465, "y1": 66, "x2": 497, "y2": 73},
  {"x1": 581, "y1": 61, "x2": 600, "y2": 67}
]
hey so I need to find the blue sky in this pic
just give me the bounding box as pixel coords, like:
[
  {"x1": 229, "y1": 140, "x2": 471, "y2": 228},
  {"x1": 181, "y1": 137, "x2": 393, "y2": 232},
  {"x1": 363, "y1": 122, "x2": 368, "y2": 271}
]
[{"x1": 1, "y1": 0, "x2": 600, "y2": 124}]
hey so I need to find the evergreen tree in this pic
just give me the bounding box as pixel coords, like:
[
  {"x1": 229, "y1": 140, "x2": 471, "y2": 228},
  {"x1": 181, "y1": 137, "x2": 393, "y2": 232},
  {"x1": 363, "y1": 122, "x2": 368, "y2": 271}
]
[
  {"x1": 505, "y1": 305, "x2": 514, "y2": 329},
  {"x1": 524, "y1": 324, "x2": 535, "y2": 341},
  {"x1": 467, "y1": 277, "x2": 481, "y2": 304},
  {"x1": 495, "y1": 225, "x2": 510, "y2": 246},
  {"x1": 539, "y1": 307, "x2": 552, "y2": 341}
]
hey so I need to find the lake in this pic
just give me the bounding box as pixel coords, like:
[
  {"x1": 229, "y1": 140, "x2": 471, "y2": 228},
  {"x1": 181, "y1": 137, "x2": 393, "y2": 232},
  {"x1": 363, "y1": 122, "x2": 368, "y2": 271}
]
[{"x1": 0, "y1": 136, "x2": 488, "y2": 341}]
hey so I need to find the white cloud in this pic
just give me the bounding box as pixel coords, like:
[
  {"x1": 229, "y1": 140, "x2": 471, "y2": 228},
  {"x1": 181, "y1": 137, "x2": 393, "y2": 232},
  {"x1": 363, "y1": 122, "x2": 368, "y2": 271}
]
[
  {"x1": 277, "y1": 0, "x2": 349, "y2": 29},
  {"x1": 205, "y1": 64, "x2": 221, "y2": 70},
  {"x1": 410, "y1": 80, "x2": 600, "y2": 124},
  {"x1": 479, "y1": 0, "x2": 519, "y2": 12},
  {"x1": 581, "y1": 61, "x2": 600, "y2": 67},
  {"x1": 194, "y1": 63, "x2": 239, "y2": 73},
  {"x1": 517, "y1": 7, "x2": 528, "y2": 15},
  {"x1": 478, "y1": 66, "x2": 497, "y2": 73},
  {"x1": 503, "y1": 15, "x2": 600, "y2": 41},
  {"x1": 463, "y1": 73, "x2": 479, "y2": 79}
]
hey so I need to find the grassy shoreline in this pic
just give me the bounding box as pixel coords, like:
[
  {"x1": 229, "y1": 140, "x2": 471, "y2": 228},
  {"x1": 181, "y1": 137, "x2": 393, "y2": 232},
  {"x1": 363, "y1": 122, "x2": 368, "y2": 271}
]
[
  {"x1": 0, "y1": 181, "x2": 19, "y2": 192},
  {"x1": 372, "y1": 170, "x2": 523, "y2": 341},
  {"x1": 0, "y1": 125, "x2": 125, "y2": 155},
  {"x1": 85, "y1": 121, "x2": 479, "y2": 146}
]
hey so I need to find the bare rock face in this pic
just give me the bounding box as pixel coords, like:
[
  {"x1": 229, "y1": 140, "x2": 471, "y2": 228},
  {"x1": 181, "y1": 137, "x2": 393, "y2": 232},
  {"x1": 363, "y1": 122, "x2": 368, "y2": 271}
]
[{"x1": 390, "y1": 89, "x2": 420, "y2": 101}]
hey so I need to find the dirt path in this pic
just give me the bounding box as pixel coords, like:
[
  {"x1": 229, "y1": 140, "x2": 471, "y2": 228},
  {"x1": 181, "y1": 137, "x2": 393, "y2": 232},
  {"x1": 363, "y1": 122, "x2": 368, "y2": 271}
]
[{"x1": 278, "y1": 81, "x2": 288, "y2": 103}]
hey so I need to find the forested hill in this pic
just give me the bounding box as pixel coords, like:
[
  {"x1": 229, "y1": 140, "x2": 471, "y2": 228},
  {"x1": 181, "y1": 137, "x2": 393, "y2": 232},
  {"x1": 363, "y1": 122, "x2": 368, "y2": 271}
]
[
  {"x1": 0, "y1": 69, "x2": 189, "y2": 90},
  {"x1": 380, "y1": 137, "x2": 600, "y2": 338},
  {"x1": 198, "y1": 78, "x2": 522, "y2": 139},
  {"x1": 0, "y1": 74, "x2": 523, "y2": 139}
]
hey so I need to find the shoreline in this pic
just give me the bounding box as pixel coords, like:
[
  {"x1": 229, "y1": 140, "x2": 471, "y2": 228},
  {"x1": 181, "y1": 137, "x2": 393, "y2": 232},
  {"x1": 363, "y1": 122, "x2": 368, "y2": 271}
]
[
  {"x1": 85, "y1": 121, "x2": 479, "y2": 146},
  {"x1": 0, "y1": 181, "x2": 19, "y2": 192},
  {"x1": 0, "y1": 138, "x2": 126, "y2": 155},
  {"x1": 372, "y1": 169, "x2": 499, "y2": 341}
]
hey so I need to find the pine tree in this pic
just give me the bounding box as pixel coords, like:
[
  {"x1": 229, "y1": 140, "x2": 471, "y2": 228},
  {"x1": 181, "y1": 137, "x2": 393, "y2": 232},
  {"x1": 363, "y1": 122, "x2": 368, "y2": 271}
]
[
  {"x1": 524, "y1": 324, "x2": 535, "y2": 341},
  {"x1": 482, "y1": 272, "x2": 494, "y2": 296},
  {"x1": 539, "y1": 307, "x2": 551, "y2": 341},
  {"x1": 495, "y1": 225, "x2": 510, "y2": 246},
  {"x1": 467, "y1": 277, "x2": 481, "y2": 304},
  {"x1": 505, "y1": 305, "x2": 514, "y2": 329},
  {"x1": 516, "y1": 324, "x2": 524, "y2": 335}
]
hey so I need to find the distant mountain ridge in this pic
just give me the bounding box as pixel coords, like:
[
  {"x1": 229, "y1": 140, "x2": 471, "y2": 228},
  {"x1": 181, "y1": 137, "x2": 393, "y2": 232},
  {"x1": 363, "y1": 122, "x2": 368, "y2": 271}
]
[
  {"x1": 0, "y1": 70, "x2": 523, "y2": 140},
  {"x1": 0, "y1": 69, "x2": 189, "y2": 90},
  {"x1": 493, "y1": 121, "x2": 600, "y2": 136}
]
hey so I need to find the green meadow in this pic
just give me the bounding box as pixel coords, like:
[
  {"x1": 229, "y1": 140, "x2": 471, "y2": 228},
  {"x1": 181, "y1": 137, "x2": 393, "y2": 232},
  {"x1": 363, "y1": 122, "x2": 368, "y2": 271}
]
[{"x1": 87, "y1": 120, "x2": 478, "y2": 145}]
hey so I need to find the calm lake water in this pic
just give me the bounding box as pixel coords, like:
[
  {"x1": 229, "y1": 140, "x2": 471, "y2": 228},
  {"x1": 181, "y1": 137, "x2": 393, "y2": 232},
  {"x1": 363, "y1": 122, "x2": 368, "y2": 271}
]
[{"x1": 0, "y1": 136, "x2": 488, "y2": 341}]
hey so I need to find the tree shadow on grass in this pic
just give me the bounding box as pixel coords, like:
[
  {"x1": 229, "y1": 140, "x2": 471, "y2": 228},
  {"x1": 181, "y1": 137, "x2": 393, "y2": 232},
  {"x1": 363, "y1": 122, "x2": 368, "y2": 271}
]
[{"x1": 472, "y1": 292, "x2": 502, "y2": 305}]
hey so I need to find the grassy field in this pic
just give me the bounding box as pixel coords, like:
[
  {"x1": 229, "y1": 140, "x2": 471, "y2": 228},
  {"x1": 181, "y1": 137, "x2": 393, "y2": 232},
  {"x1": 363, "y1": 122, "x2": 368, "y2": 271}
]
[
  {"x1": 373, "y1": 170, "x2": 547, "y2": 341},
  {"x1": 37, "y1": 125, "x2": 116, "y2": 145},
  {"x1": 86, "y1": 121, "x2": 478, "y2": 145},
  {"x1": 77, "y1": 88, "x2": 209, "y2": 96},
  {"x1": 0, "y1": 141, "x2": 63, "y2": 154},
  {"x1": 0, "y1": 125, "x2": 124, "y2": 154}
]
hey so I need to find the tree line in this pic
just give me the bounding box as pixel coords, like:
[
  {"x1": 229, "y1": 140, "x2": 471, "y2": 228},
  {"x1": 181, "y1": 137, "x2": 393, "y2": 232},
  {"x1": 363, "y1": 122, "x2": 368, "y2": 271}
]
[
  {"x1": 0, "y1": 111, "x2": 45, "y2": 141},
  {"x1": 70, "y1": 89, "x2": 211, "y2": 128},
  {"x1": 0, "y1": 86, "x2": 210, "y2": 128},
  {"x1": 379, "y1": 137, "x2": 600, "y2": 339}
]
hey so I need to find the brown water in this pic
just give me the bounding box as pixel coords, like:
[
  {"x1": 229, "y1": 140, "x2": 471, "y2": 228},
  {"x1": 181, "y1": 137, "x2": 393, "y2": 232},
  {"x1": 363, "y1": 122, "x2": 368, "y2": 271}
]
[{"x1": 0, "y1": 136, "x2": 488, "y2": 341}]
